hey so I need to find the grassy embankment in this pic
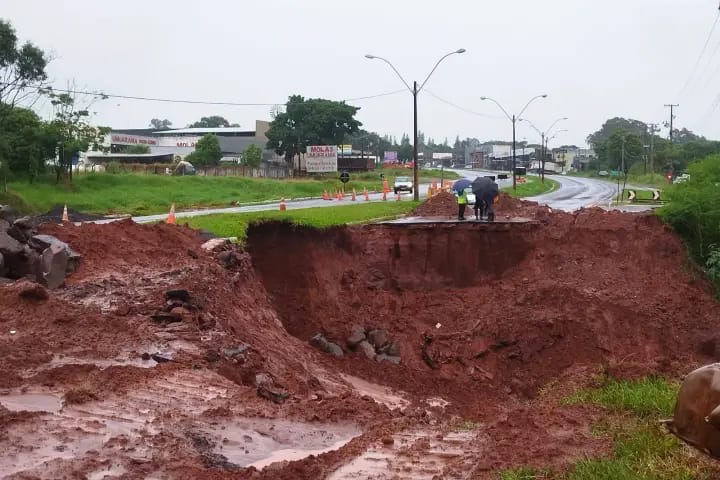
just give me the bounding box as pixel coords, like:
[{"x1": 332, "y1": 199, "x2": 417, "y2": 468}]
[
  {"x1": 3, "y1": 169, "x2": 456, "y2": 216},
  {"x1": 502, "y1": 176, "x2": 560, "y2": 198},
  {"x1": 499, "y1": 377, "x2": 717, "y2": 479},
  {"x1": 185, "y1": 201, "x2": 419, "y2": 240}
]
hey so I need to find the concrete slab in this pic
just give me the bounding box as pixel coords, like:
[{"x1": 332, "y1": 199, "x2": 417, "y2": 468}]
[{"x1": 376, "y1": 216, "x2": 536, "y2": 225}]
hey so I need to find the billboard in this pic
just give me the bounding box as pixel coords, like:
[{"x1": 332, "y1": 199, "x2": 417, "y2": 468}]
[
  {"x1": 383, "y1": 151, "x2": 398, "y2": 161},
  {"x1": 337, "y1": 144, "x2": 352, "y2": 156},
  {"x1": 110, "y1": 133, "x2": 158, "y2": 146},
  {"x1": 306, "y1": 145, "x2": 338, "y2": 172}
]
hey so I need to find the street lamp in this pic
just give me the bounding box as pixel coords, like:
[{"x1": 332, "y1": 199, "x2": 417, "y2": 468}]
[
  {"x1": 480, "y1": 94, "x2": 547, "y2": 190},
  {"x1": 545, "y1": 129, "x2": 568, "y2": 175},
  {"x1": 519, "y1": 116, "x2": 568, "y2": 183},
  {"x1": 365, "y1": 49, "x2": 466, "y2": 201}
]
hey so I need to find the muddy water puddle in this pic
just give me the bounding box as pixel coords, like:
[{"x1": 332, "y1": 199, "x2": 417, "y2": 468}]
[
  {"x1": 0, "y1": 392, "x2": 63, "y2": 412},
  {"x1": 201, "y1": 418, "x2": 361, "y2": 469},
  {"x1": 340, "y1": 374, "x2": 410, "y2": 410},
  {"x1": 329, "y1": 428, "x2": 477, "y2": 480}
]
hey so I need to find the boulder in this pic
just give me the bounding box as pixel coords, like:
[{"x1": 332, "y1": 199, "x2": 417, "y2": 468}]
[
  {"x1": 37, "y1": 244, "x2": 69, "y2": 289},
  {"x1": 13, "y1": 217, "x2": 33, "y2": 230},
  {"x1": 28, "y1": 235, "x2": 82, "y2": 274},
  {"x1": 310, "y1": 334, "x2": 344, "y2": 358},
  {"x1": 385, "y1": 342, "x2": 401, "y2": 357},
  {"x1": 325, "y1": 342, "x2": 344, "y2": 358},
  {"x1": 367, "y1": 329, "x2": 389, "y2": 350},
  {"x1": 346, "y1": 325, "x2": 366, "y2": 348},
  {"x1": 357, "y1": 341, "x2": 376, "y2": 360},
  {"x1": 375, "y1": 354, "x2": 401, "y2": 365},
  {"x1": 6, "y1": 225, "x2": 29, "y2": 243},
  {"x1": 0, "y1": 206, "x2": 14, "y2": 223},
  {"x1": 0, "y1": 219, "x2": 9, "y2": 232},
  {"x1": 0, "y1": 231, "x2": 23, "y2": 256},
  {"x1": 254, "y1": 373, "x2": 273, "y2": 388},
  {"x1": 201, "y1": 238, "x2": 228, "y2": 252}
]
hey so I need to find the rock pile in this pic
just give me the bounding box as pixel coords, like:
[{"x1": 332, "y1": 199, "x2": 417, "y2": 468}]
[
  {"x1": 0, "y1": 206, "x2": 82, "y2": 289},
  {"x1": 347, "y1": 326, "x2": 401, "y2": 365}
]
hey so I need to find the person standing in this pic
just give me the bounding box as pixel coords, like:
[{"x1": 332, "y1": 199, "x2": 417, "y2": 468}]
[{"x1": 457, "y1": 188, "x2": 468, "y2": 220}]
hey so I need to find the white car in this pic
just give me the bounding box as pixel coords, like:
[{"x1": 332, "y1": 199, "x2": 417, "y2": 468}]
[{"x1": 394, "y1": 176, "x2": 413, "y2": 194}]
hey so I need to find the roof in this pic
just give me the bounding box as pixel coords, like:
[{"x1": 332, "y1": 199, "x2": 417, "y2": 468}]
[{"x1": 153, "y1": 127, "x2": 254, "y2": 135}]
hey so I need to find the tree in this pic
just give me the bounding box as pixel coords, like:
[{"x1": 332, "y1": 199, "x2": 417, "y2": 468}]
[
  {"x1": 45, "y1": 88, "x2": 109, "y2": 183},
  {"x1": 0, "y1": 105, "x2": 53, "y2": 186},
  {"x1": 587, "y1": 117, "x2": 648, "y2": 147},
  {"x1": 266, "y1": 95, "x2": 362, "y2": 162},
  {"x1": 0, "y1": 19, "x2": 49, "y2": 108},
  {"x1": 242, "y1": 144, "x2": 262, "y2": 168},
  {"x1": 149, "y1": 118, "x2": 172, "y2": 130},
  {"x1": 398, "y1": 134, "x2": 412, "y2": 161},
  {"x1": 186, "y1": 134, "x2": 222, "y2": 166},
  {"x1": 121, "y1": 144, "x2": 151, "y2": 154},
  {"x1": 188, "y1": 116, "x2": 238, "y2": 128}
]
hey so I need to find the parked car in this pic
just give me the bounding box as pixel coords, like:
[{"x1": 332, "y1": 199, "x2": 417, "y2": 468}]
[
  {"x1": 674, "y1": 173, "x2": 690, "y2": 184},
  {"x1": 394, "y1": 176, "x2": 413, "y2": 194}
]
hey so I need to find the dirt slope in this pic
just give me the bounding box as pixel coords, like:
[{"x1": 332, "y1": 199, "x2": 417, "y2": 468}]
[{"x1": 0, "y1": 206, "x2": 717, "y2": 478}]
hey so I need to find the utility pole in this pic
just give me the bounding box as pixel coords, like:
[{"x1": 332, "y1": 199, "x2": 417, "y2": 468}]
[
  {"x1": 664, "y1": 104, "x2": 679, "y2": 143},
  {"x1": 540, "y1": 132, "x2": 545, "y2": 183},
  {"x1": 648, "y1": 123, "x2": 659, "y2": 181}
]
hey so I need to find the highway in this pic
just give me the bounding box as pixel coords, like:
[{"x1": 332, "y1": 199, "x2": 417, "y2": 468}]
[{"x1": 125, "y1": 169, "x2": 651, "y2": 224}]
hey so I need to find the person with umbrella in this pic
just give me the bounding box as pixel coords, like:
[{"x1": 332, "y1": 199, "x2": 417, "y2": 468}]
[
  {"x1": 472, "y1": 176, "x2": 499, "y2": 222},
  {"x1": 452, "y1": 178, "x2": 473, "y2": 221}
]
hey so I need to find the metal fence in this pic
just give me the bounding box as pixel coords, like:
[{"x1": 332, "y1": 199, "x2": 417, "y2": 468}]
[{"x1": 195, "y1": 165, "x2": 292, "y2": 178}]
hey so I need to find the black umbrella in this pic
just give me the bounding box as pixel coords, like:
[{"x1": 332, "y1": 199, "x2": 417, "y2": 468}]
[{"x1": 471, "y1": 177, "x2": 499, "y2": 198}]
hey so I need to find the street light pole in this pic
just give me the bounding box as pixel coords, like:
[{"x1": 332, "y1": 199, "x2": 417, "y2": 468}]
[
  {"x1": 481, "y1": 94, "x2": 547, "y2": 190},
  {"x1": 365, "y1": 49, "x2": 466, "y2": 201},
  {"x1": 413, "y1": 81, "x2": 418, "y2": 197},
  {"x1": 519, "y1": 116, "x2": 568, "y2": 183}
]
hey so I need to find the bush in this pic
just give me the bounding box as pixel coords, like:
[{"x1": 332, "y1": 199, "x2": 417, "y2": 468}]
[
  {"x1": 105, "y1": 161, "x2": 123, "y2": 174},
  {"x1": 658, "y1": 154, "x2": 720, "y2": 263}
]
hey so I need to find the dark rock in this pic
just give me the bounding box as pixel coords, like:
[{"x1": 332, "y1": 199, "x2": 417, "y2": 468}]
[
  {"x1": 150, "y1": 312, "x2": 183, "y2": 324},
  {"x1": 13, "y1": 217, "x2": 33, "y2": 229},
  {"x1": 18, "y1": 282, "x2": 49, "y2": 301},
  {"x1": 254, "y1": 373, "x2": 273, "y2": 387},
  {"x1": 367, "y1": 329, "x2": 389, "y2": 350},
  {"x1": 204, "y1": 351, "x2": 222, "y2": 363},
  {"x1": 187, "y1": 249, "x2": 199, "y2": 259},
  {"x1": 385, "y1": 341, "x2": 401, "y2": 357},
  {"x1": 346, "y1": 325, "x2": 366, "y2": 348},
  {"x1": 357, "y1": 340, "x2": 376, "y2": 360},
  {"x1": 223, "y1": 344, "x2": 250, "y2": 358},
  {"x1": 325, "y1": 342, "x2": 344, "y2": 357},
  {"x1": 0, "y1": 205, "x2": 14, "y2": 223},
  {"x1": 381, "y1": 436, "x2": 394, "y2": 445},
  {"x1": 0, "y1": 231, "x2": 23, "y2": 256},
  {"x1": 217, "y1": 250, "x2": 243, "y2": 269},
  {"x1": 37, "y1": 244, "x2": 69, "y2": 289},
  {"x1": 141, "y1": 352, "x2": 151, "y2": 361},
  {"x1": 28, "y1": 235, "x2": 82, "y2": 275},
  {"x1": 165, "y1": 289, "x2": 191, "y2": 302},
  {"x1": 257, "y1": 386, "x2": 289, "y2": 404},
  {"x1": 375, "y1": 354, "x2": 401, "y2": 365},
  {"x1": 6, "y1": 225, "x2": 29, "y2": 243},
  {"x1": 151, "y1": 353, "x2": 173, "y2": 363}
]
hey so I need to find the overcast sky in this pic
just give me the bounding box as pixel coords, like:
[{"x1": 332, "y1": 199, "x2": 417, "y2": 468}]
[{"x1": 4, "y1": 0, "x2": 720, "y2": 147}]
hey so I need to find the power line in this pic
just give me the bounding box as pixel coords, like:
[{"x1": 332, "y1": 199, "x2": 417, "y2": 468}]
[
  {"x1": 680, "y1": 9, "x2": 720, "y2": 96},
  {"x1": 423, "y1": 89, "x2": 505, "y2": 119},
  {"x1": 0, "y1": 81, "x2": 406, "y2": 106}
]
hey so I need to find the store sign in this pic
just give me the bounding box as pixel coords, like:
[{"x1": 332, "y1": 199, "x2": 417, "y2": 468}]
[
  {"x1": 156, "y1": 136, "x2": 202, "y2": 149},
  {"x1": 306, "y1": 145, "x2": 338, "y2": 172},
  {"x1": 384, "y1": 151, "x2": 398, "y2": 161},
  {"x1": 337, "y1": 144, "x2": 352, "y2": 155},
  {"x1": 110, "y1": 134, "x2": 158, "y2": 146}
]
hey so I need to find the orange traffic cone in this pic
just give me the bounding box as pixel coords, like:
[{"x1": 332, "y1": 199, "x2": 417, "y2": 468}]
[
  {"x1": 166, "y1": 203, "x2": 176, "y2": 224},
  {"x1": 337, "y1": 190, "x2": 343, "y2": 201},
  {"x1": 351, "y1": 188, "x2": 356, "y2": 201},
  {"x1": 61, "y1": 204, "x2": 69, "y2": 223},
  {"x1": 396, "y1": 192, "x2": 401, "y2": 201},
  {"x1": 322, "y1": 190, "x2": 329, "y2": 200},
  {"x1": 363, "y1": 187, "x2": 369, "y2": 201},
  {"x1": 382, "y1": 190, "x2": 387, "y2": 201},
  {"x1": 279, "y1": 197, "x2": 287, "y2": 211}
]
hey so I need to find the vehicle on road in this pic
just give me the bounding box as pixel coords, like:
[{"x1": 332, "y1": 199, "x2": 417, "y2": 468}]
[
  {"x1": 674, "y1": 173, "x2": 690, "y2": 184},
  {"x1": 394, "y1": 176, "x2": 413, "y2": 194}
]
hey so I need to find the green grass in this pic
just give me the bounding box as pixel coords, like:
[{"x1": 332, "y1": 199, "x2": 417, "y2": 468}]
[
  {"x1": 563, "y1": 377, "x2": 678, "y2": 417},
  {"x1": 185, "y1": 201, "x2": 418, "y2": 239},
  {"x1": 502, "y1": 176, "x2": 559, "y2": 198},
  {"x1": 497, "y1": 378, "x2": 715, "y2": 479},
  {"x1": 6, "y1": 169, "x2": 455, "y2": 216}
]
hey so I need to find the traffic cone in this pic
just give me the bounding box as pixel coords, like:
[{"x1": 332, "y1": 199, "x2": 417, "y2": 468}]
[
  {"x1": 61, "y1": 204, "x2": 69, "y2": 223},
  {"x1": 396, "y1": 192, "x2": 401, "y2": 201},
  {"x1": 322, "y1": 190, "x2": 329, "y2": 200},
  {"x1": 363, "y1": 187, "x2": 369, "y2": 201},
  {"x1": 351, "y1": 188, "x2": 356, "y2": 201},
  {"x1": 382, "y1": 190, "x2": 387, "y2": 201},
  {"x1": 279, "y1": 197, "x2": 287, "y2": 211},
  {"x1": 166, "y1": 203, "x2": 176, "y2": 225},
  {"x1": 337, "y1": 190, "x2": 343, "y2": 201}
]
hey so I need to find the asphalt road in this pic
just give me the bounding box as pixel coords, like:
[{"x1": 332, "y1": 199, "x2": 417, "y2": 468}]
[{"x1": 124, "y1": 169, "x2": 651, "y2": 224}]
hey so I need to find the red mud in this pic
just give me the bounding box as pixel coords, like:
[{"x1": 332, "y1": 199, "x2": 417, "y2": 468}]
[
  {"x1": 411, "y1": 190, "x2": 548, "y2": 219},
  {"x1": 0, "y1": 205, "x2": 718, "y2": 478}
]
